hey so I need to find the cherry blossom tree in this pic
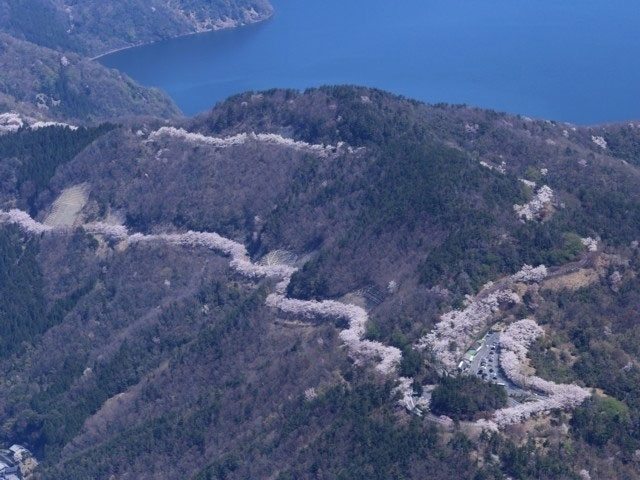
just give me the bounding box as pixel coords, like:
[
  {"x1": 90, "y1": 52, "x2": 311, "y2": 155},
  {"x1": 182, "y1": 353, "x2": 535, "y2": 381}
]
[
  {"x1": 0, "y1": 209, "x2": 53, "y2": 234},
  {"x1": 417, "y1": 289, "x2": 521, "y2": 371},
  {"x1": 147, "y1": 127, "x2": 357, "y2": 157},
  {"x1": 481, "y1": 318, "x2": 591, "y2": 429},
  {"x1": 513, "y1": 185, "x2": 553, "y2": 221}
]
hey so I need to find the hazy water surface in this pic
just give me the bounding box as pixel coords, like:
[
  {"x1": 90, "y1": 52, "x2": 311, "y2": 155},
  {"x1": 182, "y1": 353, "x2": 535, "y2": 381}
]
[{"x1": 100, "y1": 0, "x2": 640, "y2": 124}]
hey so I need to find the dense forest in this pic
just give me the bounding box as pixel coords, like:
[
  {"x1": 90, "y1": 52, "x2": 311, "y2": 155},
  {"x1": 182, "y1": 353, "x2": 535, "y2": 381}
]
[
  {"x1": 0, "y1": 124, "x2": 113, "y2": 212},
  {"x1": 0, "y1": 33, "x2": 181, "y2": 122},
  {"x1": 430, "y1": 376, "x2": 507, "y2": 420},
  {"x1": 0, "y1": 0, "x2": 273, "y2": 57}
]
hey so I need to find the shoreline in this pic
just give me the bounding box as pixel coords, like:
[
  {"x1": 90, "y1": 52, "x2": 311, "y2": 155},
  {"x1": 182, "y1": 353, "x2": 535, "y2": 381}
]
[{"x1": 90, "y1": 11, "x2": 273, "y2": 61}]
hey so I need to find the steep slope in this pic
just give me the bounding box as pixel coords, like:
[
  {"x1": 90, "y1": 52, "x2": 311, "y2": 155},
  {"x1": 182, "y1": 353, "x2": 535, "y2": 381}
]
[
  {"x1": 1, "y1": 88, "x2": 640, "y2": 479},
  {"x1": 0, "y1": 0, "x2": 273, "y2": 58},
  {"x1": 0, "y1": 33, "x2": 181, "y2": 122}
]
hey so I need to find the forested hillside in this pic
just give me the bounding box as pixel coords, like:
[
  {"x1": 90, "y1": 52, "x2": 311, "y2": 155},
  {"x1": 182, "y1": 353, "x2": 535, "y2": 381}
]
[
  {"x1": 0, "y1": 123, "x2": 113, "y2": 212},
  {"x1": 0, "y1": 0, "x2": 273, "y2": 57},
  {"x1": 0, "y1": 87, "x2": 640, "y2": 479},
  {"x1": 0, "y1": 33, "x2": 180, "y2": 123},
  {"x1": 0, "y1": 0, "x2": 274, "y2": 124}
]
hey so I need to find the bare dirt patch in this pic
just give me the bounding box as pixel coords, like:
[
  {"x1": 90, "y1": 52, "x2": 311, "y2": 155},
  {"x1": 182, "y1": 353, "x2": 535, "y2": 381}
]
[{"x1": 541, "y1": 268, "x2": 599, "y2": 291}]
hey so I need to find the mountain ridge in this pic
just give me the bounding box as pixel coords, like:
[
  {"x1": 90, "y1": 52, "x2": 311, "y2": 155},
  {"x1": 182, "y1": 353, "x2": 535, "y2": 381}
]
[
  {"x1": 0, "y1": 0, "x2": 274, "y2": 58},
  {"x1": 0, "y1": 86, "x2": 639, "y2": 478}
]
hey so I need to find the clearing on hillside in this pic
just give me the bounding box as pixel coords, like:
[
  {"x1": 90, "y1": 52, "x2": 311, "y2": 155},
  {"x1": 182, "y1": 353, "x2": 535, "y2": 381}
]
[{"x1": 44, "y1": 184, "x2": 89, "y2": 227}]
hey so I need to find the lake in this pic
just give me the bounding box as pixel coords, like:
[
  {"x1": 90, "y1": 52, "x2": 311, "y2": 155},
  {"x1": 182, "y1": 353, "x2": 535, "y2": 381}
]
[{"x1": 99, "y1": 0, "x2": 640, "y2": 124}]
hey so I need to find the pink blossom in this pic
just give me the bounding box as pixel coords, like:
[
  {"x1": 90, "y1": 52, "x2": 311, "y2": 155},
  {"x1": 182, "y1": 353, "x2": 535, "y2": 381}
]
[
  {"x1": 0, "y1": 209, "x2": 53, "y2": 234},
  {"x1": 488, "y1": 319, "x2": 590, "y2": 428},
  {"x1": 2, "y1": 208, "x2": 397, "y2": 375},
  {"x1": 417, "y1": 289, "x2": 521, "y2": 371},
  {"x1": 147, "y1": 127, "x2": 356, "y2": 158},
  {"x1": 513, "y1": 185, "x2": 553, "y2": 221}
]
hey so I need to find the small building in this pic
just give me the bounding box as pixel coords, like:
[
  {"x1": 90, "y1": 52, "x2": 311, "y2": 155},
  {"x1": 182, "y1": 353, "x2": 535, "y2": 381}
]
[
  {"x1": 457, "y1": 360, "x2": 470, "y2": 372},
  {"x1": 463, "y1": 349, "x2": 477, "y2": 362},
  {"x1": 8, "y1": 446, "x2": 28, "y2": 463},
  {"x1": 0, "y1": 464, "x2": 21, "y2": 480}
]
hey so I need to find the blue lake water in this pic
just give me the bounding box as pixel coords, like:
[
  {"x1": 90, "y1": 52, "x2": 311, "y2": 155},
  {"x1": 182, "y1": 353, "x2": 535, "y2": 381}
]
[{"x1": 100, "y1": 0, "x2": 640, "y2": 124}]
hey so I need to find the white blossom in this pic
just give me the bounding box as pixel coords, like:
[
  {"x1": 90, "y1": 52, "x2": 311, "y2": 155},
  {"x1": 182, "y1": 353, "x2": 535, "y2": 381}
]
[
  {"x1": 417, "y1": 289, "x2": 520, "y2": 371},
  {"x1": 304, "y1": 388, "x2": 318, "y2": 401},
  {"x1": 592, "y1": 135, "x2": 607, "y2": 149},
  {"x1": 147, "y1": 127, "x2": 356, "y2": 157},
  {"x1": 148, "y1": 127, "x2": 248, "y2": 148},
  {"x1": 511, "y1": 264, "x2": 548, "y2": 283},
  {"x1": 84, "y1": 222, "x2": 129, "y2": 239},
  {"x1": 0, "y1": 209, "x2": 53, "y2": 234},
  {"x1": 581, "y1": 237, "x2": 598, "y2": 252},
  {"x1": 519, "y1": 178, "x2": 536, "y2": 188},
  {"x1": 479, "y1": 160, "x2": 506, "y2": 174},
  {"x1": 0, "y1": 112, "x2": 24, "y2": 134},
  {"x1": 3, "y1": 208, "x2": 592, "y2": 423},
  {"x1": 0, "y1": 113, "x2": 78, "y2": 133},
  {"x1": 609, "y1": 271, "x2": 623, "y2": 292},
  {"x1": 1, "y1": 208, "x2": 398, "y2": 375},
  {"x1": 266, "y1": 290, "x2": 402, "y2": 374},
  {"x1": 489, "y1": 319, "x2": 590, "y2": 428},
  {"x1": 417, "y1": 265, "x2": 547, "y2": 372},
  {"x1": 513, "y1": 185, "x2": 553, "y2": 221},
  {"x1": 465, "y1": 123, "x2": 479, "y2": 134},
  {"x1": 30, "y1": 121, "x2": 78, "y2": 131},
  {"x1": 394, "y1": 377, "x2": 431, "y2": 411},
  {"x1": 579, "y1": 469, "x2": 591, "y2": 480}
]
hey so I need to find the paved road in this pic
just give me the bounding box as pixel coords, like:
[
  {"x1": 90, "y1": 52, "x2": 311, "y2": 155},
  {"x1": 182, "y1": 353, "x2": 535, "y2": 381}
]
[{"x1": 467, "y1": 331, "x2": 532, "y2": 398}]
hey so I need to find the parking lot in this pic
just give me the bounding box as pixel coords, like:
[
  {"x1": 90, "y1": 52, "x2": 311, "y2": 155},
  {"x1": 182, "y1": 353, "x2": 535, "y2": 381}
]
[{"x1": 464, "y1": 331, "x2": 533, "y2": 400}]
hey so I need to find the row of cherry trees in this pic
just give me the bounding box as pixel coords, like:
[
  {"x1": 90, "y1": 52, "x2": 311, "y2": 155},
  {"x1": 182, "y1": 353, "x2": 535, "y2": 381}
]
[
  {"x1": 478, "y1": 319, "x2": 590, "y2": 429},
  {"x1": 417, "y1": 264, "x2": 547, "y2": 371},
  {"x1": 0, "y1": 208, "x2": 402, "y2": 376},
  {"x1": 1, "y1": 208, "x2": 590, "y2": 429},
  {"x1": 148, "y1": 126, "x2": 355, "y2": 158}
]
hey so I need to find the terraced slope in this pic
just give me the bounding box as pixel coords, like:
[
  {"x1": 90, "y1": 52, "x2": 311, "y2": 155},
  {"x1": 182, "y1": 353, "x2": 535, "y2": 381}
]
[{"x1": 43, "y1": 184, "x2": 89, "y2": 227}]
